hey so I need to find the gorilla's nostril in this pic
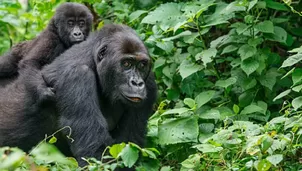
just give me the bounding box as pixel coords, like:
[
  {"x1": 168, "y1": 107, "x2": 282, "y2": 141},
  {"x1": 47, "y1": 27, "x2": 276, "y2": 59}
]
[
  {"x1": 131, "y1": 80, "x2": 137, "y2": 86},
  {"x1": 138, "y1": 82, "x2": 144, "y2": 87}
]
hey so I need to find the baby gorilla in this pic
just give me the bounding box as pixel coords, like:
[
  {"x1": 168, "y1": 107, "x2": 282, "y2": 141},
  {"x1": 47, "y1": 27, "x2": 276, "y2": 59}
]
[{"x1": 0, "y1": 2, "x2": 93, "y2": 100}]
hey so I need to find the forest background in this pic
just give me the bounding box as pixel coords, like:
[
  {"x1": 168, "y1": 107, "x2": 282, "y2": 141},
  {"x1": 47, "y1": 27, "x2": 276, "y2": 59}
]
[{"x1": 0, "y1": 0, "x2": 301, "y2": 170}]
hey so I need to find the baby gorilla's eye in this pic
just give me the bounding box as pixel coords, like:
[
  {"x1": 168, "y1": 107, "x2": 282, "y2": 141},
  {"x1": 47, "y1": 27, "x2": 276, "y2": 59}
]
[
  {"x1": 122, "y1": 60, "x2": 132, "y2": 69},
  {"x1": 68, "y1": 20, "x2": 74, "y2": 26},
  {"x1": 79, "y1": 20, "x2": 85, "y2": 27}
]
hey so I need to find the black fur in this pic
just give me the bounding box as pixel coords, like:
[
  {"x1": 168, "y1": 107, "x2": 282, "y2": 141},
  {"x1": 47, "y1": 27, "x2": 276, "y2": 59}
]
[
  {"x1": 0, "y1": 24, "x2": 157, "y2": 168},
  {"x1": 0, "y1": 2, "x2": 93, "y2": 89}
]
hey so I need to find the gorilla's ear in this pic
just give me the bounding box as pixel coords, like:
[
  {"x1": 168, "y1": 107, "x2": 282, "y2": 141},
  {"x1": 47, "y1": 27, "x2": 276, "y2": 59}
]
[{"x1": 97, "y1": 45, "x2": 107, "y2": 62}]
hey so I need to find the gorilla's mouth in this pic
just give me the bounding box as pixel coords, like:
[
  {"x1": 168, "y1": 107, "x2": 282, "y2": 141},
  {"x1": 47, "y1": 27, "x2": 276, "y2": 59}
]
[{"x1": 122, "y1": 93, "x2": 143, "y2": 103}]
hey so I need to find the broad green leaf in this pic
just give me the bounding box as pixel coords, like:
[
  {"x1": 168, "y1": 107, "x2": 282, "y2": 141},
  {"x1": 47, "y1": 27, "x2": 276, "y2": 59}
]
[
  {"x1": 215, "y1": 77, "x2": 237, "y2": 88},
  {"x1": 261, "y1": 136, "x2": 273, "y2": 152},
  {"x1": 292, "y1": 84, "x2": 302, "y2": 92},
  {"x1": 181, "y1": 154, "x2": 201, "y2": 170},
  {"x1": 242, "y1": 78, "x2": 257, "y2": 90},
  {"x1": 255, "y1": 21, "x2": 274, "y2": 33},
  {"x1": 265, "y1": 26, "x2": 287, "y2": 44},
  {"x1": 196, "y1": 48, "x2": 217, "y2": 66},
  {"x1": 193, "y1": 144, "x2": 223, "y2": 153},
  {"x1": 156, "y1": 41, "x2": 174, "y2": 53},
  {"x1": 241, "y1": 58, "x2": 259, "y2": 76},
  {"x1": 273, "y1": 89, "x2": 291, "y2": 101},
  {"x1": 240, "y1": 104, "x2": 263, "y2": 115},
  {"x1": 141, "y1": 3, "x2": 186, "y2": 31},
  {"x1": 183, "y1": 33, "x2": 199, "y2": 44},
  {"x1": 179, "y1": 59, "x2": 202, "y2": 80},
  {"x1": 248, "y1": 0, "x2": 258, "y2": 11},
  {"x1": 199, "y1": 123, "x2": 214, "y2": 133},
  {"x1": 238, "y1": 44, "x2": 257, "y2": 60},
  {"x1": 110, "y1": 143, "x2": 126, "y2": 159},
  {"x1": 195, "y1": 90, "x2": 216, "y2": 108},
  {"x1": 255, "y1": 159, "x2": 271, "y2": 171},
  {"x1": 266, "y1": 154, "x2": 283, "y2": 167},
  {"x1": 162, "y1": 108, "x2": 190, "y2": 115},
  {"x1": 199, "y1": 109, "x2": 220, "y2": 120},
  {"x1": 120, "y1": 144, "x2": 139, "y2": 168},
  {"x1": 158, "y1": 117, "x2": 198, "y2": 145},
  {"x1": 184, "y1": 98, "x2": 195, "y2": 109},
  {"x1": 258, "y1": 69, "x2": 280, "y2": 90},
  {"x1": 162, "y1": 31, "x2": 192, "y2": 41},
  {"x1": 129, "y1": 10, "x2": 147, "y2": 22},
  {"x1": 248, "y1": 37, "x2": 264, "y2": 47},
  {"x1": 265, "y1": 0, "x2": 288, "y2": 11},
  {"x1": 221, "y1": 45, "x2": 238, "y2": 54},
  {"x1": 292, "y1": 96, "x2": 302, "y2": 110},
  {"x1": 281, "y1": 53, "x2": 302, "y2": 68},
  {"x1": 223, "y1": 2, "x2": 246, "y2": 15},
  {"x1": 154, "y1": 58, "x2": 165, "y2": 69}
]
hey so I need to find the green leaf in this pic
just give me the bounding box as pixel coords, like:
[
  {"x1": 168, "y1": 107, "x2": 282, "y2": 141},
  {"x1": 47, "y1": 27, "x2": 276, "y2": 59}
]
[
  {"x1": 292, "y1": 84, "x2": 302, "y2": 92},
  {"x1": 265, "y1": 26, "x2": 287, "y2": 44},
  {"x1": 196, "y1": 48, "x2": 217, "y2": 66},
  {"x1": 266, "y1": 154, "x2": 283, "y2": 167},
  {"x1": 109, "y1": 143, "x2": 126, "y2": 159},
  {"x1": 154, "y1": 58, "x2": 165, "y2": 69},
  {"x1": 292, "y1": 69, "x2": 302, "y2": 86},
  {"x1": 215, "y1": 77, "x2": 237, "y2": 88},
  {"x1": 163, "y1": 31, "x2": 192, "y2": 41},
  {"x1": 162, "y1": 108, "x2": 190, "y2": 115},
  {"x1": 179, "y1": 59, "x2": 202, "y2": 80},
  {"x1": 141, "y1": 3, "x2": 186, "y2": 31},
  {"x1": 195, "y1": 90, "x2": 216, "y2": 108},
  {"x1": 181, "y1": 154, "x2": 201, "y2": 170},
  {"x1": 233, "y1": 104, "x2": 240, "y2": 114},
  {"x1": 156, "y1": 41, "x2": 174, "y2": 53},
  {"x1": 273, "y1": 89, "x2": 291, "y2": 101},
  {"x1": 193, "y1": 144, "x2": 223, "y2": 153},
  {"x1": 262, "y1": 136, "x2": 273, "y2": 152},
  {"x1": 238, "y1": 44, "x2": 257, "y2": 60},
  {"x1": 292, "y1": 96, "x2": 302, "y2": 110},
  {"x1": 240, "y1": 104, "x2": 263, "y2": 115},
  {"x1": 129, "y1": 10, "x2": 147, "y2": 22},
  {"x1": 221, "y1": 45, "x2": 238, "y2": 54},
  {"x1": 48, "y1": 136, "x2": 57, "y2": 144},
  {"x1": 281, "y1": 53, "x2": 302, "y2": 68},
  {"x1": 0, "y1": 148, "x2": 25, "y2": 170},
  {"x1": 199, "y1": 109, "x2": 220, "y2": 120},
  {"x1": 255, "y1": 21, "x2": 274, "y2": 33},
  {"x1": 184, "y1": 98, "x2": 195, "y2": 109},
  {"x1": 256, "y1": 159, "x2": 272, "y2": 171},
  {"x1": 248, "y1": 0, "x2": 258, "y2": 11},
  {"x1": 258, "y1": 69, "x2": 280, "y2": 90},
  {"x1": 265, "y1": 0, "x2": 288, "y2": 11},
  {"x1": 242, "y1": 78, "x2": 257, "y2": 90},
  {"x1": 241, "y1": 58, "x2": 259, "y2": 76},
  {"x1": 120, "y1": 144, "x2": 139, "y2": 168},
  {"x1": 158, "y1": 117, "x2": 198, "y2": 145}
]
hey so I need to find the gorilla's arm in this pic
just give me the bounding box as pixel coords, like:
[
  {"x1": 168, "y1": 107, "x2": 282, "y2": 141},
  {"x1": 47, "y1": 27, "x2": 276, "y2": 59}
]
[
  {"x1": 0, "y1": 43, "x2": 25, "y2": 78},
  {"x1": 43, "y1": 64, "x2": 113, "y2": 163}
]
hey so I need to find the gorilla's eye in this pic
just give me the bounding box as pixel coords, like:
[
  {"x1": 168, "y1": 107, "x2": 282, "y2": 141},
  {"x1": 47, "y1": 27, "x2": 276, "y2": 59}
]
[
  {"x1": 122, "y1": 60, "x2": 132, "y2": 69},
  {"x1": 68, "y1": 20, "x2": 74, "y2": 27},
  {"x1": 97, "y1": 46, "x2": 107, "y2": 61},
  {"x1": 79, "y1": 20, "x2": 85, "y2": 27},
  {"x1": 138, "y1": 61, "x2": 147, "y2": 69}
]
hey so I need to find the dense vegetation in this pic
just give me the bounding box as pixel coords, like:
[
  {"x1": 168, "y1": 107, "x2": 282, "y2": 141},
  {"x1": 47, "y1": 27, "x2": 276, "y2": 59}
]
[{"x1": 0, "y1": 0, "x2": 301, "y2": 170}]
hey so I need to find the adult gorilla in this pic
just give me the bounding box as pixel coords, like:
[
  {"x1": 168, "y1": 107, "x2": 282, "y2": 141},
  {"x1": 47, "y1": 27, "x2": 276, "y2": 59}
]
[
  {"x1": 0, "y1": 2, "x2": 93, "y2": 89},
  {"x1": 0, "y1": 24, "x2": 157, "y2": 167}
]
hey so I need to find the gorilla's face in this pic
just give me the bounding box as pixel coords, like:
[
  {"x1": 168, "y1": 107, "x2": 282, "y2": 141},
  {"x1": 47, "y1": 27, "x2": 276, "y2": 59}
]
[
  {"x1": 94, "y1": 29, "x2": 151, "y2": 105},
  {"x1": 54, "y1": 3, "x2": 93, "y2": 47}
]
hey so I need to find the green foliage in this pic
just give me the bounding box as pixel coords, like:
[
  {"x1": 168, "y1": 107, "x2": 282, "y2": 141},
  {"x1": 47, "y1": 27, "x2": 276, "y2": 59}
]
[{"x1": 1, "y1": 0, "x2": 302, "y2": 170}]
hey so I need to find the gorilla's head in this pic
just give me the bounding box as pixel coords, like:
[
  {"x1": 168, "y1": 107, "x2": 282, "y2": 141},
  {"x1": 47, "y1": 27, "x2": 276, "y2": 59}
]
[
  {"x1": 51, "y1": 2, "x2": 93, "y2": 47},
  {"x1": 93, "y1": 25, "x2": 152, "y2": 106}
]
